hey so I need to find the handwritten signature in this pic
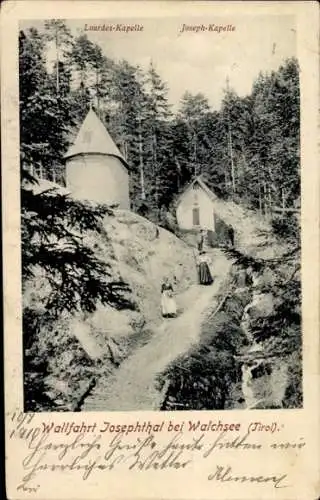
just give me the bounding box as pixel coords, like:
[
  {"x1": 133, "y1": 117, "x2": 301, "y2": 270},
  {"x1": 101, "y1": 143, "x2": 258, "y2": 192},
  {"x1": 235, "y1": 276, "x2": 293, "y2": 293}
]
[{"x1": 208, "y1": 465, "x2": 289, "y2": 488}]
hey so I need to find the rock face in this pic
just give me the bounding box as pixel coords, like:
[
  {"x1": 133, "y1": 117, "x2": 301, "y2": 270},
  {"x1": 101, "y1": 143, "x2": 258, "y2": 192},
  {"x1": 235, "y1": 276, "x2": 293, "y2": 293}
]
[
  {"x1": 234, "y1": 268, "x2": 249, "y2": 289},
  {"x1": 245, "y1": 292, "x2": 275, "y2": 320},
  {"x1": 236, "y1": 264, "x2": 296, "y2": 410},
  {"x1": 24, "y1": 209, "x2": 197, "y2": 411},
  {"x1": 81, "y1": 249, "x2": 232, "y2": 411},
  {"x1": 157, "y1": 261, "x2": 290, "y2": 412},
  {"x1": 101, "y1": 209, "x2": 197, "y2": 332},
  {"x1": 240, "y1": 359, "x2": 288, "y2": 409}
]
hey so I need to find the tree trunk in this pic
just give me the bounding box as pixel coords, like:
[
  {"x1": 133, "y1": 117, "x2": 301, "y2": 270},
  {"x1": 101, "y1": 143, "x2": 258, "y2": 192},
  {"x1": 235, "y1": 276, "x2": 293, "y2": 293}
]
[
  {"x1": 228, "y1": 127, "x2": 235, "y2": 194},
  {"x1": 153, "y1": 132, "x2": 159, "y2": 206},
  {"x1": 95, "y1": 68, "x2": 100, "y2": 113},
  {"x1": 193, "y1": 132, "x2": 197, "y2": 176},
  {"x1": 262, "y1": 182, "x2": 267, "y2": 215},
  {"x1": 55, "y1": 30, "x2": 59, "y2": 94},
  {"x1": 258, "y1": 182, "x2": 262, "y2": 214},
  {"x1": 52, "y1": 166, "x2": 56, "y2": 183},
  {"x1": 175, "y1": 157, "x2": 181, "y2": 190},
  {"x1": 122, "y1": 140, "x2": 128, "y2": 160},
  {"x1": 225, "y1": 82, "x2": 235, "y2": 194},
  {"x1": 224, "y1": 168, "x2": 229, "y2": 191},
  {"x1": 138, "y1": 117, "x2": 146, "y2": 200},
  {"x1": 281, "y1": 188, "x2": 286, "y2": 210},
  {"x1": 268, "y1": 184, "x2": 272, "y2": 212}
]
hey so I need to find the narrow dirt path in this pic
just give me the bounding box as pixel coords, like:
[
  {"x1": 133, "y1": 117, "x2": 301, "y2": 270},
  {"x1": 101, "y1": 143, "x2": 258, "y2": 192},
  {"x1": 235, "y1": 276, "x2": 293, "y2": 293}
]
[{"x1": 82, "y1": 249, "x2": 231, "y2": 411}]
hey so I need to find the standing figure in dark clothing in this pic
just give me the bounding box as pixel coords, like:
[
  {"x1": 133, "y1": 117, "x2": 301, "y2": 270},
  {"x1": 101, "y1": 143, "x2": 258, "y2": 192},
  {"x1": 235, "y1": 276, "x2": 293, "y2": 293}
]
[
  {"x1": 197, "y1": 251, "x2": 213, "y2": 285},
  {"x1": 197, "y1": 229, "x2": 206, "y2": 252},
  {"x1": 228, "y1": 225, "x2": 235, "y2": 248}
]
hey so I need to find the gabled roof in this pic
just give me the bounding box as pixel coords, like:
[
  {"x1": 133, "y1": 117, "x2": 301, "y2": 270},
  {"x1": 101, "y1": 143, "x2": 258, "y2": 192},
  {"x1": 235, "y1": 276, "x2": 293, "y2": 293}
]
[
  {"x1": 177, "y1": 175, "x2": 217, "y2": 203},
  {"x1": 64, "y1": 108, "x2": 128, "y2": 167}
]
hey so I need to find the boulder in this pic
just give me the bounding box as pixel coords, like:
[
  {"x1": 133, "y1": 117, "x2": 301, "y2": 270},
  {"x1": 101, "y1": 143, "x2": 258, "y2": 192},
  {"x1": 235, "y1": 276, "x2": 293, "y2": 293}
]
[{"x1": 247, "y1": 292, "x2": 276, "y2": 319}]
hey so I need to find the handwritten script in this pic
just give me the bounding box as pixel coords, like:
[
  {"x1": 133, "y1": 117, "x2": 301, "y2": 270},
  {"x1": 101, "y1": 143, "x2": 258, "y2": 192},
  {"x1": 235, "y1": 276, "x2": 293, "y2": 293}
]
[{"x1": 7, "y1": 412, "x2": 306, "y2": 494}]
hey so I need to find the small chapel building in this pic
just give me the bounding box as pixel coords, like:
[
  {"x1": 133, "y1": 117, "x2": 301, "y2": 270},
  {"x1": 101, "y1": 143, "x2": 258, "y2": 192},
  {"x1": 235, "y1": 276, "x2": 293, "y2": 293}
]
[
  {"x1": 64, "y1": 108, "x2": 130, "y2": 209},
  {"x1": 176, "y1": 176, "x2": 218, "y2": 231},
  {"x1": 176, "y1": 176, "x2": 233, "y2": 247}
]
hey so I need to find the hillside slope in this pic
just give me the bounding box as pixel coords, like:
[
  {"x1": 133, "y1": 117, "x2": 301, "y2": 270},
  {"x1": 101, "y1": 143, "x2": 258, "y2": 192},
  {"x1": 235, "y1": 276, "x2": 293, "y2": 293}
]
[
  {"x1": 24, "y1": 183, "x2": 300, "y2": 412},
  {"x1": 82, "y1": 249, "x2": 231, "y2": 411},
  {"x1": 24, "y1": 205, "x2": 198, "y2": 411}
]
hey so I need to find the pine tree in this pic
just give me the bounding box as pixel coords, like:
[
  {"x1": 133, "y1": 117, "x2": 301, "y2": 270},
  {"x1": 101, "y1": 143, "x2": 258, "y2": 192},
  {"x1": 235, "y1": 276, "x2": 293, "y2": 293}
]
[
  {"x1": 19, "y1": 28, "x2": 76, "y2": 184},
  {"x1": 246, "y1": 59, "x2": 300, "y2": 214},
  {"x1": 21, "y1": 174, "x2": 134, "y2": 315},
  {"x1": 19, "y1": 28, "x2": 48, "y2": 172},
  {"x1": 22, "y1": 170, "x2": 135, "y2": 410},
  {"x1": 177, "y1": 92, "x2": 211, "y2": 177},
  {"x1": 220, "y1": 82, "x2": 246, "y2": 195},
  {"x1": 143, "y1": 61, "x2": 173, "y2": 216},
  {"x1": 69, "y1": 34, "x2": 98, "y2": 116},
  {"x1": 105, "y1": 61, "x2": 149, "y2": 205},
  {"x1": 44, "y1": 19, "x2": 73, "y2": 94}
]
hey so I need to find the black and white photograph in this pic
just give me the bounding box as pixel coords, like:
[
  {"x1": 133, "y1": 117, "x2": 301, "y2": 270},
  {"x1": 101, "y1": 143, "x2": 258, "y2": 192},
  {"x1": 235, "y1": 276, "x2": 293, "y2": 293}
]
[{"x1": 20, "y1": 16, "x2": 302, "y2": 413}]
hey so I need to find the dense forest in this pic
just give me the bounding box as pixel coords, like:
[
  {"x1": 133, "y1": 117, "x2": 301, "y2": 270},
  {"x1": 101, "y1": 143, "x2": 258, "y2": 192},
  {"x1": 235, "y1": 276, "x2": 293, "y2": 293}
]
[
  {"x1": 20, "y1": 21, "x2": 300, "y2": 220},
  {"x1": 20, "y1": 20, "x2": 302, "y2": 411}
]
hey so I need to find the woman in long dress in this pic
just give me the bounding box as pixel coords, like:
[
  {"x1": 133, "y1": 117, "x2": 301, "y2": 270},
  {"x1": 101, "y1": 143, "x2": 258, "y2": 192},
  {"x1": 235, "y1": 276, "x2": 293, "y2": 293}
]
[
  {"x1": 161, "y1": 278, "x2": 177, "y2": 318},
  {"x1": 197, "y1": 251, "x2": 213, "y2": 285}
]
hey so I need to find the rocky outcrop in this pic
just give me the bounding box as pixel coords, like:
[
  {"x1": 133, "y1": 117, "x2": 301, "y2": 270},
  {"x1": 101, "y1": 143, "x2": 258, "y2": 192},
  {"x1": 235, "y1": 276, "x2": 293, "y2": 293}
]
[{"x1": 158, "y1": 263, "x2": 300, "y2": 411}]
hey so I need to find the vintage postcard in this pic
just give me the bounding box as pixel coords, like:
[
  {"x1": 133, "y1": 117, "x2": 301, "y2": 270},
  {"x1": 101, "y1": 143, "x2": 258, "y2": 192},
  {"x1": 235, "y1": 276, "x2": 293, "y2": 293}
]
[{"x1": 2, "y1": 1, "x2": 319, "y2": 499}]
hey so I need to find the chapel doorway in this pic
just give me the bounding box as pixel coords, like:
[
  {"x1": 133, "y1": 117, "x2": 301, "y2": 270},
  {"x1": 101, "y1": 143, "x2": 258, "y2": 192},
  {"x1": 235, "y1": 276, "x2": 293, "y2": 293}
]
[{"x1": 192, "y1": 207, "x2": 200, "y2": 227}]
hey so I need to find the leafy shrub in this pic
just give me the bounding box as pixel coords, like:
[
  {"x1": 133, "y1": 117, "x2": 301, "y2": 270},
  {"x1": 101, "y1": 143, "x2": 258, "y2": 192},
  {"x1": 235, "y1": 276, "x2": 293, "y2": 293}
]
[
  {"x1": 271, "y1": 214, "x2": 300, "y2": 242},
  {"x1": 22, "y1": 172, "x2": 135, "y2": 410},
  {"x1": 160, "y1": 293, "x2": 249, "y2": 410},
  {"x1": 282, "y1": 350, "x2": 303, "y2": 408}
]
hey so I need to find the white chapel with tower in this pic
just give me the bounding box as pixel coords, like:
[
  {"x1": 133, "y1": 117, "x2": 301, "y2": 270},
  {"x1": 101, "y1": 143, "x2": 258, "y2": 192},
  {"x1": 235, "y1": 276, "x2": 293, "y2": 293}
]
[{"x1": 64, "y1": 108, "x2": 130, "y2": 209}]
